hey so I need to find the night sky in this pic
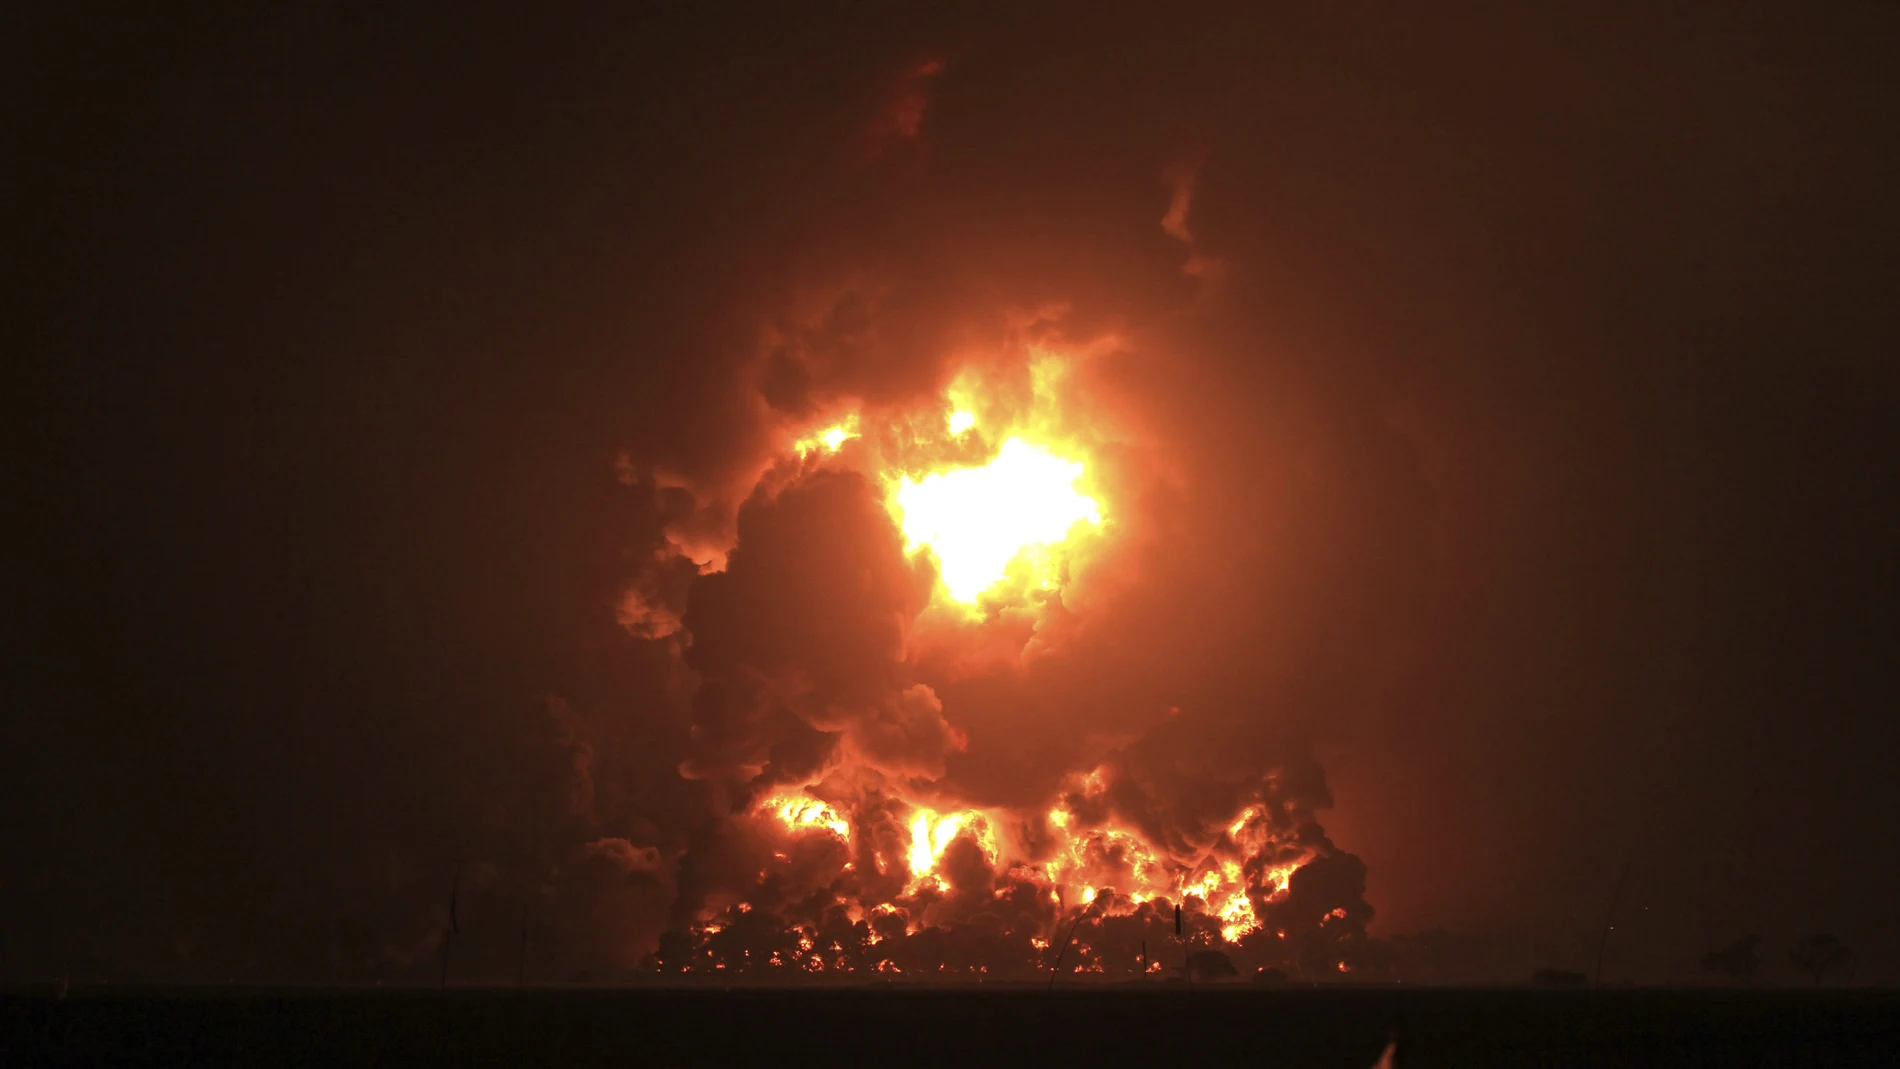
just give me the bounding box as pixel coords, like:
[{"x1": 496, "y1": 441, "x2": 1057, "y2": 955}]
[{"x1": 13, "y1": 2, "x2": 1897, "y2": 984}]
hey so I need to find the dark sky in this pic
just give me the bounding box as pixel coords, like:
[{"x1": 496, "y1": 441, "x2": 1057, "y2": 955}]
[{"x1": 13, "y1": 2, "x2": 1898, "y2": 983}]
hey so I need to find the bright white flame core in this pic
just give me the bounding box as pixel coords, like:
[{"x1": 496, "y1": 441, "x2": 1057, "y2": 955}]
[{"x1": 893, "y1": 437, "x2": 1101, "y2": 602}]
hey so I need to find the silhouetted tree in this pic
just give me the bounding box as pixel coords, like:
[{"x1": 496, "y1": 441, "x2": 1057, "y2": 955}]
[
  {"x1": 1700, "y1": 934, "x2": 1761, "y2": 983},
  {"x1": 1530, "y1": 967, "x2": 1587, "y2": 988},
  {"x1": 1188, "y1": 949, "x2": 1238, "y2": 980},
  {"x1": 1789, "y1": 933, "x2": 1849, "y2": 987},
  {"x1": 652, "y1": 929, "x2": 693, "y2": 973}
]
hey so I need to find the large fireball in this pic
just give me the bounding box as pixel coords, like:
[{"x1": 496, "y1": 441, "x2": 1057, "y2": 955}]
[
  {"x1": 782, "y1": 356, "x2": 1109, "y2": 611},
  {"x1": 660, "y1": 349, "x2": 1370, "y2": 981},
  {"x1": 893, "y1": 436, "x2": 1102, "y2": 603}
]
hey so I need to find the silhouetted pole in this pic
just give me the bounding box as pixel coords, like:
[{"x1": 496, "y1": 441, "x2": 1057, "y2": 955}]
[
  {"x1": 1176, "y1": 905, "x2": 1191, "y2": 992},
  {"x1": 517, "y1": 901, "x2": 529, "y2": 987},
  {"x1": 1141, "y1": 939, "x2": 1147, "y2": 980},
  {"x1": 1046, "y1": 908, "x2": 1089, "y2": 993},
  {"x1": 1594, "y1": 861, "x2": 1631, "y2": 988},
  {"x1": 439, "y1": 864, "x2": 462, "y2": 990}
]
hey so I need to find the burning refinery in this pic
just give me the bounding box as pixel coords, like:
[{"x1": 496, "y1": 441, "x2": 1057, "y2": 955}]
[{"x1": 624, "y1": 349, "x2": 1374, "y2": 982}]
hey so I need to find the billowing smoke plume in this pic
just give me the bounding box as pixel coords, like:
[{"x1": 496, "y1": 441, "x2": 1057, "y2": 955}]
[
  {"x1": 674, "y1": 468, "x2": 936, "y2": 799},
  {"x1": 118, "y1": 22, "x2": 1423, "y2": 988},
  {"x1": 31, "y1": 2, "x2": 1892, "y2": 992},
  {"x1": 595, "y1": 321, "x2": 1377, "y2": 980},
  {"x1": 508, "y1": 46, "x2": 1389, "y2": 983}
]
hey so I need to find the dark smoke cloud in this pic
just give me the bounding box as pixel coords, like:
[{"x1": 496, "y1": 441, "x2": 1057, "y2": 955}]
[
  {"x1": 675, "y1": 468, "x2": 934, "y2": 797},
  {"x1": 550, "y1": 838, "x2": 676, "y2": 980}
]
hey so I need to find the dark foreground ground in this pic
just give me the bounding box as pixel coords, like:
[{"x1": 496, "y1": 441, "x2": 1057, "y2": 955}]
[{"x1": 6, "y1": 985, "x2": 1897, "y2": 1068}]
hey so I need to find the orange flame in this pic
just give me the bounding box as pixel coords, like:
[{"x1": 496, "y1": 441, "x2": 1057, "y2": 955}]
[
  {"x1": 903, "y1": 803, "x2": 1000, "y2": 893},
  {"x1": 783, "y1": 354, "x2": 1109, "y2": 614},
  {"x1": 893, "y1": 436, "x2": 1101, "y2": 603},
  {"x1": 674, "y1": 349, "x2": 1345, "y2": 979},
  {"x1": 793, "y1": 414, "x2": 860, "y2": 457},
  {"x1": 760, "y1": 793, "x2": 852, "y2": 841}
]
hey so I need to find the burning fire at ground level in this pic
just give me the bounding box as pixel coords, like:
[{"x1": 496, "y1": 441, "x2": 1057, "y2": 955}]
[
  {"x1": 632, "y1": 351, "x2": 1375, "y2": 981},
  {"x1": 645, "y1": 783, "x2": 1368, "y2": 981}
]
